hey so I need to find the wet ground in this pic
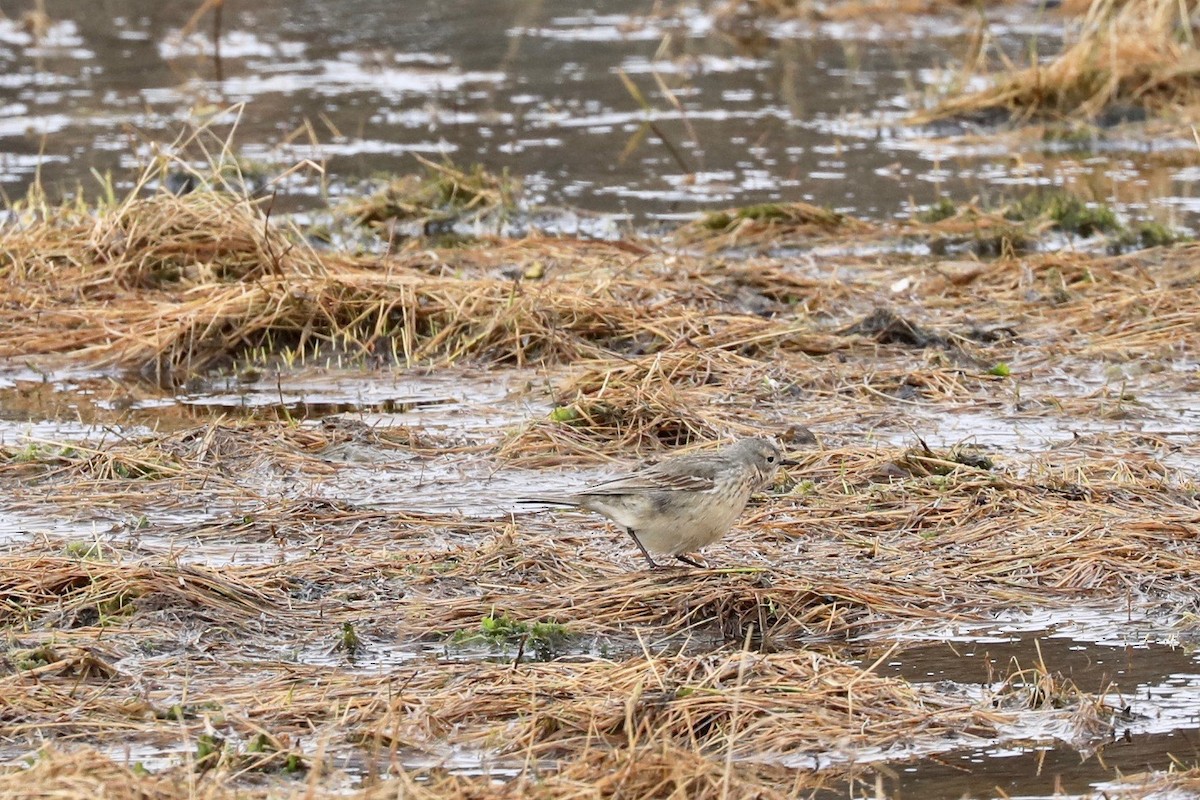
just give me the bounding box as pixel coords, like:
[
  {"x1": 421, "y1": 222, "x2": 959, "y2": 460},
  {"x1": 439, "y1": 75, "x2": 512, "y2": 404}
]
[
  {"x1": 2, "y1": 355, "x2": 1200, "y2": 797},
  {"x1": 2, "y1": 0, "x2": 1199, "y2": 229},
  {"x1": 3, "y1": 1, "x2": 1200, "y2": 798}
]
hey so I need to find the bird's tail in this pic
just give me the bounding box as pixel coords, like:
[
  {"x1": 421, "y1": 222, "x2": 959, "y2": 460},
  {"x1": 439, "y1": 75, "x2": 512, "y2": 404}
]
[{"x1": 515, "y1": 495, "x2": 581, "y2": 508}]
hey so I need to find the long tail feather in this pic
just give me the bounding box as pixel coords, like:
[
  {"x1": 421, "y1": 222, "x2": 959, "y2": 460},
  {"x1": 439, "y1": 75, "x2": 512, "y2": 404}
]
[{"x1": 515, "y1": 495, "x2": 581, "y2": 507}]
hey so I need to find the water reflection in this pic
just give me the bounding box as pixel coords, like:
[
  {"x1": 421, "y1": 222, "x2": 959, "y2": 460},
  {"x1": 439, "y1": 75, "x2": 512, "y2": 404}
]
[{"x1": 1, "y1": 1, "x2": 1195, "y2": 227}]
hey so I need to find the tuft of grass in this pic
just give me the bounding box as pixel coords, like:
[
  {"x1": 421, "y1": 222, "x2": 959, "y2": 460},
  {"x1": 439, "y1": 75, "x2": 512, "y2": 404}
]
[
  {"x1": 451, "y1": 612, "x2": 573, "y2": 661},
  {"x1": 919, "y1": 197, "x2": 958, "y2": 223},
  {"x1": 338, "y1": 621, "x2": 361, "y2": 658},
  {"x1": 342, "y1": 157, "x2": 518, "y2": 237},
  {"x1": 888, "y1": 439, "x2": 996, "y2": 478},
  {"x1": 1004, "y1": 191, "x2": 1121, "y2": 238},
  {"x1": 1, "y1": 442, "x2": 77, "y2": 464},
  {"x1": 917, "y1": 0, "x2": 1200, "y2": 121},
  {"x1": 549, "y1": 406, "x2": 579, "y2": 424},
  {"x1": 1111, "y1": 220, "x2": 1190, "y2": 252},
  {"x1": 64, "y1": 541, "x2": 106, "y2": 560},
  {"x1": 951, "y1": 448, "x2": 995, "y2": 471},
  {"x1": 737, "y1": 203, "x2": 792, "y2": 222},
  {"x1": 680, "y1": 201, "x2": 864, "y2": 246},
  {"x1": 12, "y1": 645, "x2": 58, "y2": 671},
  {"x1": 701, "y1": 211, "x2": 734, "y2": 230},
  {"x1": 194, "y1": 733, "x2": 224, "y2": 770},
  {"x1": 910, "y1": 190, "x2": 1183, "y2": 255}
]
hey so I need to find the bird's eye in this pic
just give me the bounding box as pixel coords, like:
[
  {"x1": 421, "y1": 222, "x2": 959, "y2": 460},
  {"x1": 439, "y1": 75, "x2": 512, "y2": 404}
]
[{"x1": 766, "y1": 455, "x2": 776, "y2": 464}]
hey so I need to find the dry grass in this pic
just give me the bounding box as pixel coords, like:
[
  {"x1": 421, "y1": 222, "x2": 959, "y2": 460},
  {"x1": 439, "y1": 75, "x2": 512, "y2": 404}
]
[
  {"x1": 339, "y1": 157, "x2": 519, "y2": 243},
  {"x1": 675, "y1": 202, "x2": 873, "y2": 251},
  {"x1": 1, "y1": 191, "x2": 835, "y2": 377},
  {"x1": 3, "y1": 156, "x2": 1200, "y2": 797},
  {"x1": 919, "y1": 0, "x2": 1200, "y2": 122},
  {"x1": 0, "y1": 555, "x2": 296, "y2": 630},
  {"x1": 8, "y1": 739, "x2": 1198, "y2": 800},
  {"x1": 3, "y1": 168, "x2": 1194, "y2": 389},
  {"x1": 712, "y1": 0, "x2": 1003, "y2": 27}
]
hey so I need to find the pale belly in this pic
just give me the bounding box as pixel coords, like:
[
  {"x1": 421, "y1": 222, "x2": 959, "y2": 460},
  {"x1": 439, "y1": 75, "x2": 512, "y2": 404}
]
[{"x1": 579, "y1": 486, "x2": 752, "y2": 555}]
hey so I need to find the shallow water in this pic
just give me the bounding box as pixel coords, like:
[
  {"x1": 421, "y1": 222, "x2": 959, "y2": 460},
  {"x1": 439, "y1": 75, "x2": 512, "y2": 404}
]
[
  {"x1": 4, "y1": 0, "x2": 1200, "y2": 780},
  {"x1": 2, "y1": 1, "x2": 1197, "y2": 232},
  {"x1": 838, "y1": 606, "x2": 1200, "y2": 797}
]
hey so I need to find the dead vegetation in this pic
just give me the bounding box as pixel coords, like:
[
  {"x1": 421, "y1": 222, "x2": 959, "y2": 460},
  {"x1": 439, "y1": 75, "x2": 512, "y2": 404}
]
[
  {"x1": 1, "y1": 188, "x2": 839, "y2": 377},
  {"x1": 2, "y1": 147, "x2": 1194, "y2": 388},
  {"x1": 2, "y1": 146, "x2": 1200, "y2": 797},
  {"x1": 919, "y1": 0, "x2": 1200, "y2": 122},
  {"x1": 676, "y1": 202, "x2": 872, "y2": 249},
  {"x1": 339, "y1": 157, "x2": 519, "y2": 245},
  {"x1": 711, "y1": 0, "x2": 1013, "y2": 32}
]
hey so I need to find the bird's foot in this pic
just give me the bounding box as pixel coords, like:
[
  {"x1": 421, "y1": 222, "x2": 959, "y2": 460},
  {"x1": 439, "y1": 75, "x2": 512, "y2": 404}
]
[
  {"x1": 675, "y1": 553, "x2": 707, "y2": 569},
  {"x1": 626, "y1": 528, "x2": 663, "y2": 570}
]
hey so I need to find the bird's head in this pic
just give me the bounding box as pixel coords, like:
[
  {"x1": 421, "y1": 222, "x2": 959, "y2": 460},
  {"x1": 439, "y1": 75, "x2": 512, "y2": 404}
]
[{"x1": 731, "y1": 437, "x2": 796, "y2": 489}]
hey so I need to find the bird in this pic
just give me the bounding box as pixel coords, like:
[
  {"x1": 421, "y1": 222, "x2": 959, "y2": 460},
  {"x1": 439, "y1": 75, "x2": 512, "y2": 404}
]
[{"x1": 518, "y1": 437, "x2": 790, "y2": 569}]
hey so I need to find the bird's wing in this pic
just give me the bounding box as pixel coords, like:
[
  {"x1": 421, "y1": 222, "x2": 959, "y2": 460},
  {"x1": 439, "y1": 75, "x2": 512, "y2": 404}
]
[{"x1": 578, "y1": 458, "x2": 719, "y2": 495}]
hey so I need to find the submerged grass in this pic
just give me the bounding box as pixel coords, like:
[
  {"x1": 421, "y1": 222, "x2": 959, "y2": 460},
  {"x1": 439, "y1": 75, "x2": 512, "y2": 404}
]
[
  {"x1": 679, "y1": 190, "x2": 1183, "y2": 256},
  {"x1": 678, "y1": 201, "x2": 873, "y2": 250},
  {"x1": 340, "y1": 157, "x2": 519, "y2": 245}
]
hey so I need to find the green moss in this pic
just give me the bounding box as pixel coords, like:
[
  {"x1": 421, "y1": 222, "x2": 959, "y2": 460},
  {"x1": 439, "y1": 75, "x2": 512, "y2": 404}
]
[
  {"x1": 919, "y1": 197, "x2": 957, "y2": 223},
  {"x1": 789, "y1": 480, "x2": 816, "y2": 496},
  {"x1": 550, "y1": 406, "x2": 579, "y2": 424},
  {"x1": 951, "y1": 449, "x2": 995, "y2": 470},
  {"x1": 1134, "y1": 221, "x2": 1184, "y2": 248},
  {"x1": 247, "y1": 734, "x2": 273, "y2": 754},
  {"x1": 13, "y1": 645, "x2": 58, "y2": 671},
  {"x1": 110, "y1": 458, "x2": 168, "y2": 480},
  {"x1": 339, "y1": 621, "x2": 360, "y2": 656},
  {"x1": 737, "y1": 203, "x2": 792, "y2": 221},
  {"x1": 1005, "y1": 191, "x2": 1121, "y2": 237},
  {"x1": 195, "y1": 733, "x2": 223, "y2": 769},
  {"x1": 434, "y1": 164, "x2": 508, "y2": 208},
  {"x1": 478, "y1": 612, "x2": 524, "y2": 640},
  {"x1": 157, "y1": 703, "x2": 197, "y2": 721},
  {"x1": 96, "y1": 591, "x2": 136, "y2": 620},
  {"x1": 988, "y1": 362, "x2": 1011, "y2": 377},
  {"x1": 347, "y1": 162, "x2": 517, "y2": 227},
  {"x1": 65, "y1": 540, "x2": 105, "y2": 560},
  {"x1": 701, "y1": 211, "x2": 733, "y2": 230},
  {"x1": 2, "y1": 442, "x2": 76, "y2": 464},
  {"x1": 451, "y1": 612, "x2": 572, "y2": 661},
  {"x1": 1111, "y1": 221, "x2": 1189, "y2": 252}
]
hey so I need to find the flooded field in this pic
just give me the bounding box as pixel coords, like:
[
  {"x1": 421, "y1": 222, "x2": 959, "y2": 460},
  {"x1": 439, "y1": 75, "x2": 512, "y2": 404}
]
[
  {"x1": 4, "y1": 1, "x2": 1200, "y2": 799},
  {"x1": 5, "y1": 0, "x2": 1200, "y2": 228}
]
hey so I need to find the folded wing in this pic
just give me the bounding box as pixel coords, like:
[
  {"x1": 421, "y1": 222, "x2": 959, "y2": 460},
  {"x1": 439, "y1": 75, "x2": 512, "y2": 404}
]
[{"x1": 576, "y1": 460, "x2": 718, "y2": 495}]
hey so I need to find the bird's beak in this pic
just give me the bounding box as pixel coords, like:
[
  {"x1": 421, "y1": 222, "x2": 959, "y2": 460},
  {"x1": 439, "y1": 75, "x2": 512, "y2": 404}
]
[{"x1": 781, "y1": 457, "x2": 801, "y2": 467}]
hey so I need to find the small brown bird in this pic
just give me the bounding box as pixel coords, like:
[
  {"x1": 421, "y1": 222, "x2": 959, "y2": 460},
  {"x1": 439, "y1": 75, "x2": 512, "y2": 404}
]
[{"x1": 520, "y1": 438, "x2": 789, "y2": 568}]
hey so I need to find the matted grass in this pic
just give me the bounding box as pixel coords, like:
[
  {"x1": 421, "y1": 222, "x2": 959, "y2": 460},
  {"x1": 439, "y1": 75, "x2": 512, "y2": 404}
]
[
  {"x1": 918, "y1": 0, "x2": 1200, "y2": 122},
  {"x1": 3, "y1": 156, "x2": 1200, "y2": 797}
]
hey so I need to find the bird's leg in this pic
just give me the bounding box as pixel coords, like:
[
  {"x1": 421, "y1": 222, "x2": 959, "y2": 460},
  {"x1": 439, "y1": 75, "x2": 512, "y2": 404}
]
[
  {"x1": 675, "y1": 553, "x2": 706, "y2": 568},
  {"x1": 625, "y1": 528, "x2": 660, "y2": 569}
]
